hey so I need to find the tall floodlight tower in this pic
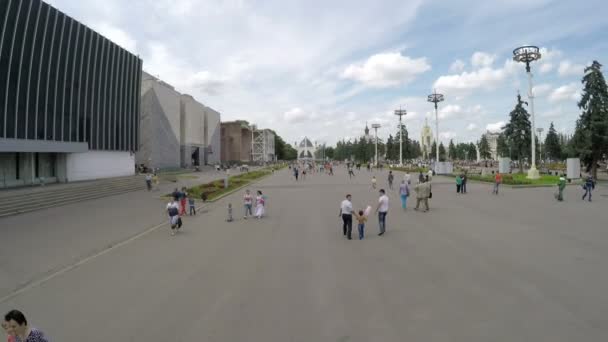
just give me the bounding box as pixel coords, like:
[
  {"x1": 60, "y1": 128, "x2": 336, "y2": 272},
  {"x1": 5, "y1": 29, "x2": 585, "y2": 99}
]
[
  {"x1": 427, "y1": 91, "x2": 444, "y2": 172},
  {"x1": 513, "y1": 45, "x2": 542, "y2": 179},
  {"x1": 394, "y1": 108, "x2": 407, "y2": 166},
  {"x1": 372, "y1": 123, "x2": 381, "y2": 166}
]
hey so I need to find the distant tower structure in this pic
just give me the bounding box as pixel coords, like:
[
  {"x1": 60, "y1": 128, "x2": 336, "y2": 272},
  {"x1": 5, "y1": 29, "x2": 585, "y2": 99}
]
[
  {"x1": 421, "y1": 118, "x2": 434, "y2": 160},
  {"x1": 363, "y1": 122, "x2": 372, "y2": 142},
  {"x1": 297, "y1": 137, "x2": 317, "y2": 161}
]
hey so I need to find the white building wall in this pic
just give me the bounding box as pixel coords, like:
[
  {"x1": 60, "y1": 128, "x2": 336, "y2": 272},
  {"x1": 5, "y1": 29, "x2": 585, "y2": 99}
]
[
  {"x1": 205, "y1": 106, "x2": 221, "y2": 164},
  {"x1": 181, "y1": 95, "x2": 206, "y2": 146},
  {"x1": 66, "y1": 151, "x2": 134, "y2": 182}
]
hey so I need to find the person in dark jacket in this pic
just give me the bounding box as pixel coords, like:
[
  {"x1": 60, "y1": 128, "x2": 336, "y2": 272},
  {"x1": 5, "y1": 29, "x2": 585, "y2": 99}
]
[{"x1": 582, "y1": 176, "x2": 595, "y2": 202}]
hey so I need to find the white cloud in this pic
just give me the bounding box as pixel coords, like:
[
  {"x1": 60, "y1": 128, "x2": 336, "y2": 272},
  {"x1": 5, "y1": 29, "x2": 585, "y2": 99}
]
[
  {"x1": 486, "y1": 121, "x2": 505, "y2": 133},
  {"x1": 539, "y1": 63, "x2": 554, "y2": 73},
  {"x1": 92, "y1": 22, "x2": 138, "y2": 53},
  {"x1": 438, "y1": 104, "x2": 462, "y2": 119},
  {"x1": 449, "y1": 59, "x2": 466, "y2": 73},
  {"x1": 533, "y1": 83, "x2": 552, "y2": 97},
  {"x1": 549, "y1": 83, "x2": 581, "y2": 103},
  {"x1": 471, "y1": 52, "x2": 496, "y2": 68},
  {"x1": 466, "y1": 123, "x2": 478, "y2": 131},
  {"x1": 283, "y1": 108, "x2": 308, "y2": 124},
  {"x1": 189, "y1": 71, "x2": 225, "y2": 95},
  {"x1": 538, "y1": 47, "x2": 562, "y2": 74},
  {"x1": 433, "y1": 60, "x2": 517, "y2": 94},
  {"x1": 341, "y1": 52, "x2": 431, "y2": 88},
  {"x1": 558, "y1": 60, "x2": 585, "y2": 77}
]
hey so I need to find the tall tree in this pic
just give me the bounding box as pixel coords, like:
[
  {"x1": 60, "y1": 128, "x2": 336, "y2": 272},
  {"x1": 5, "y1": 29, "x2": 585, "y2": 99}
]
[
  {"x1": 324, "y1": 146, "x2": 335, "y2": 159},
  {"x1": 496, "y1": 133, "x2": 509, "y2": 158},
  {"x1": 504, "y1": 94, "x2": 532, "y2": 173},
  {"x1": 478, "y1": 135, "x2": 492, "y2": 160},
  {"x1": 468, "y1": 143, "x2": 477, "y2": 161},
  {"x1": 448, "y1": 139, "x2": 456, "y2": 160},
  {"x1": 431, "y1": 141, "x2": 437, "y2": 161},
  {"x1": 386, "y1": 135, "x2": 396, "y2": 161},
  {"x1": 544, "y1": 122, "x2": 562, "y2": 161},
  {"x1": 572, "y1": 61, "x2": 608, "y2": 178},
  {"x1": 439, "y1": 142, "x2": 447, "y2": 162}
]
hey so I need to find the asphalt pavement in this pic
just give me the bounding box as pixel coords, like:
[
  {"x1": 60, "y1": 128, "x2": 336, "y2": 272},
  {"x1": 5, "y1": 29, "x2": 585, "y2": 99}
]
[{"x1": 1, "y1": 167, "x2": 607, "y2": 341}]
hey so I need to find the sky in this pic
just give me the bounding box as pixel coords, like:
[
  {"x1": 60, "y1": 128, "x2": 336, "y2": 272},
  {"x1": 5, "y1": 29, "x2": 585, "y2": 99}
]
[{"x1": 46, "y1": 0, "x2": 608, "y2": 147}]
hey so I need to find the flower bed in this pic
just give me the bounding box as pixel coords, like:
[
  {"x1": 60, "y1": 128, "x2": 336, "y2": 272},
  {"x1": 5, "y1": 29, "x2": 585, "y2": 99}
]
[{"x1": 167, "y1": 169, "x2": 273, "y2": 201}]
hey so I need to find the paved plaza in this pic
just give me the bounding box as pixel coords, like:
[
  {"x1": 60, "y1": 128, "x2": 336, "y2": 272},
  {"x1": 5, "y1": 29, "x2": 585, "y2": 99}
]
[{"x1": 1, "y1": 167, "x2": 608, "y2": 341}]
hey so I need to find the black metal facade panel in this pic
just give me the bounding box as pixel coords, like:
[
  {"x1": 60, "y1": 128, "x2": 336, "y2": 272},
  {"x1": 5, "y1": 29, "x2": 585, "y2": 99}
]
[{"x1": 0, "y1": 0, "x2": 142, "y2": 152}]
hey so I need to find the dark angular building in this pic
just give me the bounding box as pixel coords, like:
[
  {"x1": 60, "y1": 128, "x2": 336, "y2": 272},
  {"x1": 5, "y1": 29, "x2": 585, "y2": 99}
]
[{"x1": 0, "y1": 0, "x2": 142, "y2": 187}]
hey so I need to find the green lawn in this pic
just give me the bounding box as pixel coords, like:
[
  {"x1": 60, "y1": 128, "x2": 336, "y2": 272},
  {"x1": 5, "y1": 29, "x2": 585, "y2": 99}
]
[
  {"x1": 172, "y1": 169, "x2": 273, "y2": 201},
  {"x1": 466, "y1": 173, "x2": 562, "y2": 185}
]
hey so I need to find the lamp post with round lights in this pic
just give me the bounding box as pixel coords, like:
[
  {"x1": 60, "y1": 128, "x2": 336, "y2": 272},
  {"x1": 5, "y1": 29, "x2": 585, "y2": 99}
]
[
  {"x1": 513, "y1": 45, "x2": 542, "y2": 179},
  {"x1": 372, "y1": 123, "x2": 381, "y2": 166},
  {"x1": 427, "y1": 91, "x2": 444, "y2": 172},
  {"x1": 394, "y1": 108, "x2": 407, "y2": 166}
]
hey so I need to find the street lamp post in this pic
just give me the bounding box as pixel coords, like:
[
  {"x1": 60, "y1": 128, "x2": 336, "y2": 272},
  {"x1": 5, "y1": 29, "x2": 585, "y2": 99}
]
[
  {"x1": 372, "y1": 123, "x2": 381, "y2": 166},
  {"x1": 537, "y1": 127, "x2": 544, "y2": 166},
  {"x1": 513, "y1": 45, "x2": 542, "y2": 179},
  {"x1": 427, "y1": 91, "x2": 444, "y2": 172},
  {"x1": 394, "y1": 108, "x2": 407, "y2": 166}
]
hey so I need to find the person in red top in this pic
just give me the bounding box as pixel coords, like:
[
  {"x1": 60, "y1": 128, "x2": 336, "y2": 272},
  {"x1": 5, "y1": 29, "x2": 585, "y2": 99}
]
[{"x1": 493, "y1": 172, "x2": 503, "y2": 195}]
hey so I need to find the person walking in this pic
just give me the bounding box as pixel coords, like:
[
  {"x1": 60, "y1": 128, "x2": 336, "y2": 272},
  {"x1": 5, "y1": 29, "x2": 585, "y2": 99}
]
[
  {"x1": 388, "y1": 171, "x2": 394, "y2": 190},
  {"x1": 302, "y1": 168, "x2": 307, "y2": 180},
  {"x1": 556, "y1": 177, "x2": 566, "y2": 201},
  {"x1": 145, "y1": 173, "x2": 152, "y2": 191},
  {"x1": 418, "y1": 172, "x2": 425, "y2": 184},
  {"x1": 461, "y1": 173, "x2": 468, "y2": 194},
  {"x1": 179, "y1": 187, "x2": 188, "y2": 215},
  {"x1": 414, "y1": 178, "x2": 431, "y2": 212},
  {"x1": 348, "y1": 165, "x2": 355, "y2": 178},
  {"x1": 353, "y1": 209, "x2": 368, "y2": 240},
  {"x1": 371, "y1": 175, "x2": 377, "y2": 189},
  {"x1": 3, "y1": 310, "x2": 49, "y2": 342},
  {"x1": 294, "y1": 167, "x2": 299, "y2": 181},
  {"x1": 456, "y1": 174, "x2": 463, "y2": 194},
  {"x1": 404, "y1": 171, "x2": 411, "y2": 185},
  {"x1": 339, "y1": 194, "x2": 354, "y2": 239},
  {"x1": 399, "y1": 180, "x2": 410, "y2": 210},
  {"x1": 152, "y1": 173, "x2": 159, "y2": 191},
  {"x1": 243, "y1": 189, "x2": 253, "y2": 219},
  {"x1": 166, "y1": 198, "x2": 181, "y2": 235},
  {"x1": 254, "y1": 190, "x2": 265, "y2": 218},
  {"x1": 375, "y1": 189, "x2": 389, "y2": 236},
  {"x1": 582, "y1": 175, "x2": 595, "y2": 202},
  {"x1": 493, "y1": 172, "x2": 502, "y2": 195},
  {"x1": 188, "y1": 195, "x2": 196, "y2": 216}
]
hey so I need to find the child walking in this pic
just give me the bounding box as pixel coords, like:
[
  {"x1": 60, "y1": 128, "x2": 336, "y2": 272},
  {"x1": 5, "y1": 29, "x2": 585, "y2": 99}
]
[
  {"x1": 188, "y1": 195, "x2": 196, "y2": 215},
  {"x1": 353, "y1": 209, "x2": 368, "y2": 240},
  {"x1": 372, "y1": 176, "x2": 377, "y2": 189}
]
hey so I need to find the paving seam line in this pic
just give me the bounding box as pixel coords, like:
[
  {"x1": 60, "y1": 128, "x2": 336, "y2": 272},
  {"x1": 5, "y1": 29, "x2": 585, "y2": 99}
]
[{"x1": 0, "y1": 172, "x2": 275, "y2": 304}]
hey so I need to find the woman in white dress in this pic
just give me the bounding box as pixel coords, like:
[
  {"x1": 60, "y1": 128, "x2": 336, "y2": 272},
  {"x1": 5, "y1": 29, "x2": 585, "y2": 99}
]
[{"x1": 255, "y1": 190, "x2": 265, "y2": 218}]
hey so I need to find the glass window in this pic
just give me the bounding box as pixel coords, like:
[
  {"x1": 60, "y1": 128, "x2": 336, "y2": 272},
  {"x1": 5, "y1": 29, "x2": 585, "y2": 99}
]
[
  {"x1": 53, "y1": 13, "x2": 68, "y2": 141},
  {"x1": 78, "y1": 28, "x2": 90, "y2": 143},
  {"x1": 61, "y1": 19, "x2": 76, "y2": 142},
  {"x1": 5, "y1": 0, "x2": 28, "y2": 139},
  {"x1": 26, "y1": 1, "x2": 45, "y2": 140},
  {"x1": 95, "y1": 38, "x2": 110, "y2": 150},
  {"x1": 34, "y1": 3, "x2": 54, "y2": 139},
  {"x1": 44, "y1": 10, "x2": 60, "y2": 141},
  {"x1": 70, "y1": 23, "x2": 83, "y2": 142},
  {"x1": 0, "y1": 0, "x2": 17, "y2": 138},
  {"x1": 89, "y1": 34, "x2": 102, "y2": 149},
  {"x1": 15, "y1": 0, "x2": 38, "y2": 140}
]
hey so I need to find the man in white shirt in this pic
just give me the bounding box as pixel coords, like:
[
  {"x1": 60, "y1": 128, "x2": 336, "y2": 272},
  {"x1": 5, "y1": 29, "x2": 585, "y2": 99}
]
[
  {"x1": 375, "y1": 189, "x2": 389, "y2": 236},
  {"x1": 339, "y1": 194, "x2": 354, "y2": 240},
  {"x1": 166, "y1": 199, "x2": 181, "y2": 236}
]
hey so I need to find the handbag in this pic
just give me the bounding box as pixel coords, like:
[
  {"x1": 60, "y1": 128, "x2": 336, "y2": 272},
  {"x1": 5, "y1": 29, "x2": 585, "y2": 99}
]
[{"x1": 429, "y1": 192, "x2": 433, "y2": 199}]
